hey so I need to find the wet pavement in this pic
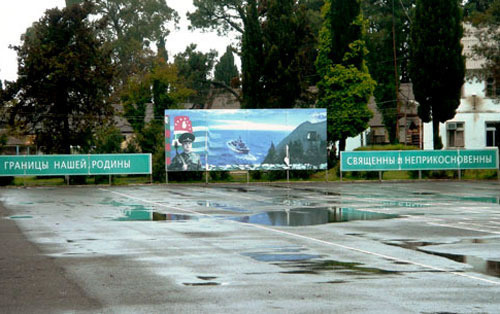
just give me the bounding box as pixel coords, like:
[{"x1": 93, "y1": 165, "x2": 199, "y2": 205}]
[{"x1": 2, "y1": 181, "x2": 500, "y2": 313}]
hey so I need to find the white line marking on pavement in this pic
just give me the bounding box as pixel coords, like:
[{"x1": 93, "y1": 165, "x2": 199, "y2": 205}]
[
  {"x1": 427, "y1": 222, "x2": 500, "y2": 235},
  {"x1": 101, "y1": 188, "x2": 500, "y2": 286}
]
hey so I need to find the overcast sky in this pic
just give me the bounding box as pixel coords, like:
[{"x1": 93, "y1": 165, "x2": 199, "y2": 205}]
[{"x1": 0, "y1": 0, "x2": 237, "y2": 82}]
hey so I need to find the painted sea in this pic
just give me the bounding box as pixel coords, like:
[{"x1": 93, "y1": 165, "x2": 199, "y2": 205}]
[{"x1": 206, "y1": 130, "x2": 288, "y2": 170}]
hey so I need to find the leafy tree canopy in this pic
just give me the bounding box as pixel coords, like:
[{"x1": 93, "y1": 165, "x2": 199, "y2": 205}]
[
  {"x1": 315, "y1": 0, "x2": 375, "y2": 152},
  {"x1": 7, "y1": 2, "x2": 115, "y2": 154},
  {"x1": 174, "y1": 44, "x2": 217, "y2": 108},
  {"x1": 190, "y1": 0, "x2": 321, "y2": 108},
  {"x1": 90, "y1": 0, "x2": 179, "y2": 86},
  {"x1": 466, "y1": 0, "x2": 500, "y2": 101},
  {"x1": 121, "y1": 57, "x2": 194, "y2": 134}
]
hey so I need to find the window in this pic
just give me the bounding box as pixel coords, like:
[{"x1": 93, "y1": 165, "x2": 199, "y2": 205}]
[
  {"x1": 447, "y1": 122, "x2": 464, "y2": 148},
  {"x1": 486, "y1": 122, "x2": 500, "y2": 148},
  {"x1": 486, "y1": 77, "x2": 500, "y2": 98}
]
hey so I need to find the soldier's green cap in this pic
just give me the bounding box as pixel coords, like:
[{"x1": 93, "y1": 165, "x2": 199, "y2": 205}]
[{"x1": 179, "y1": 132, "x2": 195, "y2": 143}]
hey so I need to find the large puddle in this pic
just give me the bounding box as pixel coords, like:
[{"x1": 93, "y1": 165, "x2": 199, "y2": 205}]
[
  {"x1": 114, "y1": 206, "x2": 397, "y2": 226},
  {"x1": 229, "y1": 207, "x2": 398, "y2": 226},
  {"x1": 385, "y1": 239, "x2": 500, "y2": 278}
]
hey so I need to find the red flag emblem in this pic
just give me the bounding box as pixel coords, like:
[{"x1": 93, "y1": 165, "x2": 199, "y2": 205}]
[{"x1": 174, "y1": 116, "x2": 193, "y2": 133}]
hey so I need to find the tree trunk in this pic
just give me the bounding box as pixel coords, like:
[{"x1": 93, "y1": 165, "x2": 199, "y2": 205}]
[
  {"x1": 432, "y1": 119, "x2": 443, "y2": 150},
  {"x1": 339, "y1": 138, "x2": 346, "y2": 154}
]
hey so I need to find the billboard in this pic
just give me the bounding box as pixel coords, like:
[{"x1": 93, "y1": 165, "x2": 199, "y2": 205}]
[{"x1": 164, "y1": 109, "x2": 327, "y2": 171}]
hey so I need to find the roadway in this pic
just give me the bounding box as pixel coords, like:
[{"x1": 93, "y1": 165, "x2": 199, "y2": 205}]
[{"x1": 1, "y1": 181, "x2": 500, "y2": 313}]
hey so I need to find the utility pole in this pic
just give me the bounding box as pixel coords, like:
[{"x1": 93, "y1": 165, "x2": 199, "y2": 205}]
[{"x1": 392, "y1": 0, "x2": 401, "y2": 143}]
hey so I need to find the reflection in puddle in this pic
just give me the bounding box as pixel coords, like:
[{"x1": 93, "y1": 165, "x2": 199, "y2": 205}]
[
  {"x1": 183, "y1": 282, "x2": 220, "y2": 286},
  {"x1": 9, "y1": 215, "x2": 33, "y2": 219},
  {"x1": 412, "y1": 192, "x2": 436, "y2": 196},
  {"x1": 379, "y1": 200, "x2": 428, "y2": 208},
  {"x1": 197, "y1": 201, "x2": 250, "y2": 213},
  {"x1": 286, "y1": 187, "x2": 341, "y2": 197},
  {"x1": 386, "y1": 239, "x2": 500, "y2": 278},
  {"x1": 102, "y1": 199, "x2": 195, "y2": 222},
  {"x1": 242, "y1": 252, "x2": 321, "y2": 262},
  {"x1": 457, "y1": 196, "x2": 500, "y2": 204},
  {"x1": 279, "y1": 260, "x2": 399, "y2": 276},
  {"x1": 230, "y1": 207, "x2": 398, "y2": 226},
  {"x1": 115, "y1": 210, "x2": 194, "y2": 222},
  {"x1": 243, "y1": 251, "x2": 397, "y2": 276},
  {"x1": 420, "y1": 250, "x2": 500, "y2": 278},
  {"x1": 279, "y1": 199, "x2": 316, "y2": 207}
]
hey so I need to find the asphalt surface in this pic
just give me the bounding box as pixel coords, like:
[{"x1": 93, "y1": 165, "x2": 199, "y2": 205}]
[{"x1": 1, "y1": 181, "x2": 500, "y2": 313}]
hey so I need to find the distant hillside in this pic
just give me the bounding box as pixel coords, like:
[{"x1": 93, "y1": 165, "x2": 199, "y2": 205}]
[
  {"x1": 263, "y1": 121, "x2": 327, "y2": 165},
  {"x1": 275, "y1": 121, "x2": 326, "y2": 153}
]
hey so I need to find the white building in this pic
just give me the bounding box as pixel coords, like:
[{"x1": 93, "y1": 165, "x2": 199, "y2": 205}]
[{"x1": 423, "y1": 24, "x2": 500, "y2": 150}]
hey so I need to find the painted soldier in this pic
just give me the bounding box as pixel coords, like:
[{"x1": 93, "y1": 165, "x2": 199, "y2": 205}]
[{"x1": 170, "y1": 132, "x2": 202, "y2": 171}]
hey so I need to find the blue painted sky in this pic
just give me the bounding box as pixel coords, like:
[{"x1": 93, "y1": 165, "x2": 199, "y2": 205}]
[{"x1": 165, "y1": 109, "x2": 326, "y2": 131}]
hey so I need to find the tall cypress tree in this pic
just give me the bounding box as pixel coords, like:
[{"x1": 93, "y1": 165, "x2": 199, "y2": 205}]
[
  {"x1": 214, "y1": 46, "x2": 239, "y2": 86},
  {"x1": 410, "y1": 0, "x2": 465, "y2": 149},
  {"x1": 261, "y1": 0, "x2": 302, "y2": 108},
  {"x1": 363, "y1": 0, "x2": 415, "y2": 143},
  {"x1": 315, "y1": 0, "x2": 375, "y2": 152},
  {"x1": 241, "y1": 0, "x2": 265, "y2": 108}
]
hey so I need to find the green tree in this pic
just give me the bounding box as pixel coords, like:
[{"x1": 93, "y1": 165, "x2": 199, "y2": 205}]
[
  {"x1": 363, "y1": 0, "x2": 415, "y2": 143},
  {"x1": 92, "y1": 125, "x2": 124, "y2": 153},
  {"x1": 315, "y1": 0, "x2": 375, "y2": 152},
  {"x1": 66, "y1": 0, "x2": 83, "y2": 7},
  {"x1": 121, "y1": 58, "x2": 193, "y2": 134},
  {"x1": 409, "y1": 0, "x2": 465, "y2": 149},
  {"x1": 174, "y1": 44, "x2": 217, "y2": 108},
  {"x1": 7, "y1": 3, "x2": 115, "y2": 154},
  {"x1": 189, "y1": 0, "x2": 319, "y2": 108},
  {"x1": 0, "y1": 133, "x2": 14, "y2": 186},
  {"x1": 463, "y1": 0, "x2": 493, "y2": 18},
  {"x1": 466, "y1": 0, "x2": 500, "y2": 101},
  {"x1": 214, "y1": 46, "x2": 239, "y2": 86},
  {"x1": 241, "y1": 0, "x2": 265, "y2": 108},
  {"x1": 120, "y1": 57, "x2": 193, "y2": 181},
  {"x1": 263, "y1": 142, "x2": 277, "y2": 164},
  {"x1": 92, "y1": 0, "x2": 179, "y2": 87},
  {"x1": 261, "y1": 0, "x2": 307, "y2": 108}
]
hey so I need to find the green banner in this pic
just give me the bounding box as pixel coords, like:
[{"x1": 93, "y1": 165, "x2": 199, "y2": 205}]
[
  {"x1": 0, "y1": 154, "x2": 152, "y2": 176},
  {"x1": 341, "y1": 149, "x2": 498, "y2": 171}
]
